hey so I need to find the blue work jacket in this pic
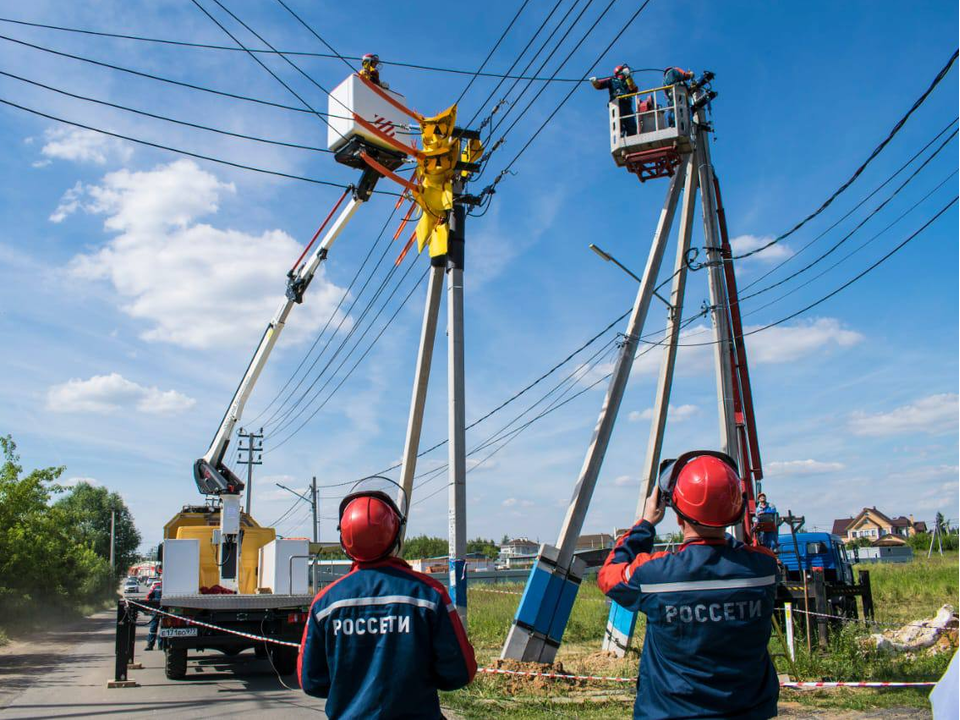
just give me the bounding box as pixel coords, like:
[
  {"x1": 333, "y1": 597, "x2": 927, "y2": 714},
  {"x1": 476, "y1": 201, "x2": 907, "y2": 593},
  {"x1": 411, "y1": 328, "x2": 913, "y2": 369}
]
[
  {"x1": 599, "y1": 521, "x2": 780, "y2": 720},
  {"x1": 298, "y1": 556, "x2": 476, "y2": 719}
]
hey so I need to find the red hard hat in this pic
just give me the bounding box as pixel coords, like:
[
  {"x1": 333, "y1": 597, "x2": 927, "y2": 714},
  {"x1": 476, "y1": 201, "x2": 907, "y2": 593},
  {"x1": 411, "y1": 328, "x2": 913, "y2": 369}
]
[
  {"x1": 338, "y1": 490, "x2": 403, "y2": 562},
  {"x1": 362, "y1": 53, "x2": 380, "y2": 65},
  {"x1": 661, "y1": 451, "x2": 744, "y2": 528}
]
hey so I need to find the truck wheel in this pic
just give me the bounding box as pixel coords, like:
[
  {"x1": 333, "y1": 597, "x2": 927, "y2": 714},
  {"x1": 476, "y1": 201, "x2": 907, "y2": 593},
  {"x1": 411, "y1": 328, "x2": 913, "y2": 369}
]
[
  {"x1": 269, "y1": 645, "x2": 298, "y2": 676},
  {"x1": 165, "y1": 646, "x2": 188, "y2": 680},
  {"x1": 254, "y1": 644, "x2": 268, "y2": 659}
]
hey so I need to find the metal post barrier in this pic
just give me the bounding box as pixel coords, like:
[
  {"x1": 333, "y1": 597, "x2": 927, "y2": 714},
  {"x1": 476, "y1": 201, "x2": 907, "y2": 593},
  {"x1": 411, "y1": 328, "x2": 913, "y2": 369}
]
[
  {"x1": 127, "y1": 604, "x2": 141, "y2": 669},
  {"x1": 813, "y1": 572, "x2": 829, "y2": 649},
  {"x1": 784, "y1": 602, "x2": 795, "y2": 661},
  {"x1": 859, "y1": 569, "x2": 874, "y2": 620},
  {"x1": 107, "y1": 599, "x2": 139, "y2": 688}
]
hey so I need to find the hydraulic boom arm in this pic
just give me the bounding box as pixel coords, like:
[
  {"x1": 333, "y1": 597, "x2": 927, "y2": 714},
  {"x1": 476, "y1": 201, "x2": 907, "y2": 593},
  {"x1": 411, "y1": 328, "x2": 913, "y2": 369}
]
[{"x1": 194, "y1": 171, "x2": 379, "y2": 496}]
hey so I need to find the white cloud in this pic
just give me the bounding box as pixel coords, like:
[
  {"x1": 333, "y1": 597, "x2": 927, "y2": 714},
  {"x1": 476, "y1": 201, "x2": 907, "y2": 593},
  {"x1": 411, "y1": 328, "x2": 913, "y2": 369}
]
[
  {"x1": 766, "y1": 459, "x2": 846, "y2": 476},
  {"x1": 849, "y1": 394, "x2": 959, "y2": 437},
  {"x1": 629, "y1": 403, "x2": 700, "y2": 423},
  {"x1": 37, "y1": 128, "x2": 132, "y2": 167},
  {"x1": 746, "y1": 318, "x2": 864, "y2": 363},
  {"x1": 501, "y1": 497, "x2": 533, "y2": 508},
  {"x1": 60, "y1": 477, "x2": 100, "y2": 488},
  {"x1": 613, "y1": 474, "x2": 635, "y2": 487},
  {"x1": 730, "y1": 234, "x2": 793, "y2": 263},
  {"x1": 59, "y1": 160, "x2": 348, "y2": 349},
  {"x1": 47, "y1": 373, "x2": 195, "y2": 415}
]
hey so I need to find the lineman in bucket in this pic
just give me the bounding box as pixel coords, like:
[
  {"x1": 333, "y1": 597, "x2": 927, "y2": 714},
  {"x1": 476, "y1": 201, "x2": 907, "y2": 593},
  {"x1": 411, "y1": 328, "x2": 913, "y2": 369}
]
[
  {"x1": 599, "y1": 451, "x2": 779, "y2": 720},
  {"x1": 298, "y1": 477, "x2": 476, "y2": 718}
]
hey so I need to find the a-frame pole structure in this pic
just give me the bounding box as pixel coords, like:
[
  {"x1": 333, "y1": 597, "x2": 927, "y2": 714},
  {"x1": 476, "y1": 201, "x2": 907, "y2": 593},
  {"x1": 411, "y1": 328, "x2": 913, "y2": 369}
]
[
  {"x1": 501, "y1": 158, "x2": 690, "y2": 664},
  {"x1": 602, "y1": 155, "x2": 698, "y2": 653}
]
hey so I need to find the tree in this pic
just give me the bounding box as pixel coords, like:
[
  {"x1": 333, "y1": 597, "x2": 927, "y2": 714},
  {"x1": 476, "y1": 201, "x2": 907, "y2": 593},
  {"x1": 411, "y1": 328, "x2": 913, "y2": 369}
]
[
  {"x1": 0, "y1": 435, "x2": 114, "y2": 622},
  {"x1": 55, "y1": 482, "x2": 141, "y2": 577},
  {"x1": 466, "y1": 537, "x2": 500, "y2": 559},
  {"x1": 401, "y1": 535, "x2": 447, "y2": 560}
]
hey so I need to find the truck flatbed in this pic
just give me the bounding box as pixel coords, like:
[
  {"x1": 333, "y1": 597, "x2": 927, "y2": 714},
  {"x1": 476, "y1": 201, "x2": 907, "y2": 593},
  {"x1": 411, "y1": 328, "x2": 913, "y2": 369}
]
[{"x1": 162, "y1": 593, "x2": 314, "y2": 610}]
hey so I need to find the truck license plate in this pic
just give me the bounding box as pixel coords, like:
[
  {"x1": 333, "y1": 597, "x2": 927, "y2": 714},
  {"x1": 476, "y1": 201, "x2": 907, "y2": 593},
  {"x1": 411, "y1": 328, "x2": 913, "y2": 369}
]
[{"x1": 160, "y1": 628, "x2": 198, "y2": 637}]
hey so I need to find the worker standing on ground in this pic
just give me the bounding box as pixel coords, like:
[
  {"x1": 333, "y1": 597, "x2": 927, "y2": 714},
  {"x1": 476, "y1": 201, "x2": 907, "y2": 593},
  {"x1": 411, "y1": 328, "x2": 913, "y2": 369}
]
[
  {"x1": 359, "y1": 53, "x2": 389, "y2": 89},
  {"x1": 591, "y1": 64, "x2": 640, "y2": 135},
  {"x1": 144, "y1": 580, "x2": 162, "y2": 651},
  {"x1": 298, "y1": 487, "x2": 476, "y2": 719},
  {"x1": 599, "y1": 451, "x2": 780, "y2": 720},
  {"x1": 754, "y1": 493, "x2": 780, "y2": 550}
]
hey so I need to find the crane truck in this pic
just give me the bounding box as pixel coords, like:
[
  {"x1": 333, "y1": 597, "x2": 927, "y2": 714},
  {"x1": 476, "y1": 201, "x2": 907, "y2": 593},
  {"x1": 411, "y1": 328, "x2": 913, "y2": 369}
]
[{"x1": 149, "y1": 74, "x2": 411, "y2": 680}]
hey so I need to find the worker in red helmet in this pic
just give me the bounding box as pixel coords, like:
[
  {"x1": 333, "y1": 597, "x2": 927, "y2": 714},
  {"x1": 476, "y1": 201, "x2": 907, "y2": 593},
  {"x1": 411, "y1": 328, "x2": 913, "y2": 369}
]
[
  {"x1": 590, "y1": 63, "x2": 640, "y2": 136},
  {"x1": 298, "y1": 487, "x2": 476, "y2": 719},
  {"x1": 599, "y1": 451, "x2": 779, "y2": 720},
  {"x1": 662, "y1": 67, "x2": 695, "y2": 126},
  {"x1": 359, "y1": 53, "x2": 389, "y2": 89}
]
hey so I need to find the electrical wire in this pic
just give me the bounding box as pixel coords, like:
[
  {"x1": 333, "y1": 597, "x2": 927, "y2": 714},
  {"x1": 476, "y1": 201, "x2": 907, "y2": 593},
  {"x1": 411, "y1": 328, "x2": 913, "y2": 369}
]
[
  {"x1": 455, "y1": 0, "x2": 532, "y2": 106},
  {"x1": 741, "y1": 127, "x2": 958, "y2": 300},
  {"x1": 0, "y1": 33, "x2": 336, "y2": 116},
  {"x1": 268, "y1": 263, "x2": 430, "y2": 452},
  {"x1": 0, "y1": 16, "x2": 659, "y2": 82},
  {"x1": 0, "y1": 69, "x2": 334, "y2": 153},
  {"x1": 488, "y1": 0, "x2": 602, "y2": 142},
  {"x1": 739, "y1": 117, "x2": 959, "y2": 292},
  {"x1": 730, "y1": 48, "x2": 958, "y2": 260},
  {"x1": 272, "y1": 0, "x2": 355, "y2": 73},
  {"x1": 0, "y1": 96, "x2": 396, "y2": 192},
  {"x1": 462, "y1": 0, "x2": 565, "y2": 128},
  {"x1": 494, "y1": 0, "x2": 654, "y2": 175}
]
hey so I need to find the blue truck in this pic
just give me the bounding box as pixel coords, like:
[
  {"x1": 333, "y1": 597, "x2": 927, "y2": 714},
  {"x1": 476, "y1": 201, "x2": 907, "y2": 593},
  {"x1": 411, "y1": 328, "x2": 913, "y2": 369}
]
[{"x1": 775, "y1": 531, "x2": 873, "y2": 622}]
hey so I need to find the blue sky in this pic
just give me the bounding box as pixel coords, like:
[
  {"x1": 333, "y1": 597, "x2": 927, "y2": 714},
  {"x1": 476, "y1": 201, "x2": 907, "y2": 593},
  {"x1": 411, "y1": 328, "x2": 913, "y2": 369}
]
[{"x1": 1, "y1": 0, "x2": 957, "y2": 551}]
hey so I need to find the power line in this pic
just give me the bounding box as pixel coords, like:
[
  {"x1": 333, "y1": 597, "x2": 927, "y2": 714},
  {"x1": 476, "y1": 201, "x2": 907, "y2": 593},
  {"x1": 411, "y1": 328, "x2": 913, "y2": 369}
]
[
  {"x1": 0, "y1": 69, "x2": 334, "y2": 153},
  {"x1": 0, "y1": 16, "x2": 656, "y2": 82},
  {"x1": 189, "y1": 0, "x2": 344, "y2": 136},
  {"x1": 269, "y1": 263, "x2": 430, "y2": 452},
  {"x1": 731, "y1": 48, "x2": 958, "y2": 260},
  {"x1": 463, "y1": 0, "x2": 566, "y2": 128},
  {"x1": 0, "y1": 33, "x2": 333, "y2": 116},
  {"x1": 741, "y1": 127, "x2": 958, "y2": 300},
  {"x1": 496, "y1": 0, "x2": 655, "y2": 175},
  {"x1": 455, "y1": 0, "x2": 532, "y2": 106},
  {"x1": 739, "y1": 117, "x2": 959, "y2": 292},
  {"x1": 0, "y1": 96, "x2": 398, "y2": 192},
  {"x1": 488, "y1": 0, "x2": 603, "y2": 142},
  {"x1": 272, "y1": 0, "x2": 354, "y2": 73},
  {"x1": 248, "y1": 205, "x2": 402, "y2": 427},
  {"x1": 677, "y1": 196, "x2": 958, "y2": 347}
]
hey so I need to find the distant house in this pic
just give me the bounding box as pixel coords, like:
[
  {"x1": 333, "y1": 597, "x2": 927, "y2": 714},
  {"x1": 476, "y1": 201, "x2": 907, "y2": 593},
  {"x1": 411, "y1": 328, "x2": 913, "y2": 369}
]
[
  {"x1": 832, "y1": 507, "x2": 928, "y2": 543},
  {"x1": 576, "y1": 533, "x2": 615, "y2": 551},
  {"x1": 408, "y1": 552, "x2": 494, "y2": 574},
  {"x1": 498, "y1": 537, "x2": 539, "y2": 562}
]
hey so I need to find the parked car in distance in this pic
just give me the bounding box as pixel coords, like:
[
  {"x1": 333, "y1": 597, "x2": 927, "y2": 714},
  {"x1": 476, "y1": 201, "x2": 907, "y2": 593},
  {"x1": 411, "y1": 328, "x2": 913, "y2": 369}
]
[{"x1": 123, "y1": 577, "x2": 141, "y2": 593}]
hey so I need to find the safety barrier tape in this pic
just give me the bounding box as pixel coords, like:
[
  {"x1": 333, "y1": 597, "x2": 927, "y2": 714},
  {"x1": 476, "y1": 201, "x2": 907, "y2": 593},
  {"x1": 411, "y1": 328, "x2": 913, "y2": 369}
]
[
  {"x1": 477, "y1": 668, "x2": 936, "y2": 688},
  {"x1": 788, "y1": 607, "x2": 938, "y2": 629},
  {"x1": 469, "y1": 587, "x2": 525, "y2": 596},
  {"x1": 125, "y1": 599, "x2": 300, "y2": 648}
]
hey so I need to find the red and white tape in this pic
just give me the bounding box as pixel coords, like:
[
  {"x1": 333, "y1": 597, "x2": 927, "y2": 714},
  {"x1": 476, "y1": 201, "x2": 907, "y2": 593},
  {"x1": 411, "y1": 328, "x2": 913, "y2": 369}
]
[
  {"x1": 788, "y1": 608, "x2": 930, "y2": 630},
  {"x1": 126, "y1": 599, "x2": 300, "y2": 648},
  {"x1": 478, "y1": 668, "x2": 935, "y2": 688},
  {"x1": 470, "y1": 588, "x2": 524, "y2": 597}
]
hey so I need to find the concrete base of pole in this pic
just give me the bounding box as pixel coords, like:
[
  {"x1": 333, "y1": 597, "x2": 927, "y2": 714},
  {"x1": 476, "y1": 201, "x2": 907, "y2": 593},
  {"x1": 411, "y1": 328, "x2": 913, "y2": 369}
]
[{"x1": 500, "y1": 545, "x2": 587, "y2": 663}]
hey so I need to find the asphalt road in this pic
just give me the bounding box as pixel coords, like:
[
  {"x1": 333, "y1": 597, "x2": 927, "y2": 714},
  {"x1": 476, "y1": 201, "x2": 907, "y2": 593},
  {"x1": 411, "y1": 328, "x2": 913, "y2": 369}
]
[{"x1": 0, "y1": 609, "x2": 326, "y2": 718}]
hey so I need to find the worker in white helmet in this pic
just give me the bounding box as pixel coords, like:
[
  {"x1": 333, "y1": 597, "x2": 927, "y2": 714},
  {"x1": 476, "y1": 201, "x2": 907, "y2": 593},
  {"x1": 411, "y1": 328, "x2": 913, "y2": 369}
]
[{"x1": 360, "y1": 53, "x2": 389, "y2": 89}]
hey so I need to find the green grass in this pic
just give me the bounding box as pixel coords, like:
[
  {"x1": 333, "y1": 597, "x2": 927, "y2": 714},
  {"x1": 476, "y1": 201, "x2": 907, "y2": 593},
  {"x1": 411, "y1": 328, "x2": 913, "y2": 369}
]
[{"x1": 443, "y1": 555, "x2": 958, "y2": 718}]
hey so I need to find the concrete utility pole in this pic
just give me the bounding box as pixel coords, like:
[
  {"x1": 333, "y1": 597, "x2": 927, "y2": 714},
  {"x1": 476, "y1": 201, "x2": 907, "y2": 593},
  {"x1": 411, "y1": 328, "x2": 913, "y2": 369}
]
[
  {"x1": 237, "y1": 428, "x2": 263, "y2": 515},
  {"x1": 311, "y1": 476, "x2": 319, "y2": 591},
  {"x1": 501, "y1": 162, "x2": 688, "y2": 663},
  {"x1": 109, "y1": 510, "x2": 116, "y2": 572},
  {"x1": 447, "y1": 199, "x2": 468, "y2": 624}
]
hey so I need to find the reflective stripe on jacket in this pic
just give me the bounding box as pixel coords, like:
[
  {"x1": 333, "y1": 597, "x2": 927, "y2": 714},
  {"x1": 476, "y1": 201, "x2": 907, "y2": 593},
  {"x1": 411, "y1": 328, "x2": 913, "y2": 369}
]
[
  {"x1": 298, "y1": 556, "x2": 477, "y2": 719},
  {"x1": 599, "y1": 520, "x2": 780, "y2": 720}
]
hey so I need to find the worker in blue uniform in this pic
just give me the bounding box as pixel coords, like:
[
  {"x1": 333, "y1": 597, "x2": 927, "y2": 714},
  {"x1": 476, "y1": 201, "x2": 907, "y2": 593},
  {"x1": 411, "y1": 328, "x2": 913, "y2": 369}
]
[
  {"x1": 599, "y1": 451, "x2": 780, "y2": 720},
  {"x1": 144, "y1": 580, "x2": 163, "y2": 651},
  {"x1": 662, "y1": 66, "x2": 694, "y2": 126},
  {"x1": 591, "y1": 64, "x2": 640, "y2": 136},
  {"x1": 298, "y1": 487, "x2": 476, "y2": 719},
  {"x1": 754, "y1": 493, "x2": 780, "y2": 550}
]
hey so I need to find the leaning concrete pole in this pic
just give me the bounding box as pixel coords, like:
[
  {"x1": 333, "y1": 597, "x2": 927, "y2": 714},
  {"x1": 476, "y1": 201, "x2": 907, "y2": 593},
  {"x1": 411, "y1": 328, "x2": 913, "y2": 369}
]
[
  {"x1": 602, "y1": 155, "x2": 698, "y2": 655},
  {"x1": 501, "y1": 163, "x2": 687, "y2": 663}
]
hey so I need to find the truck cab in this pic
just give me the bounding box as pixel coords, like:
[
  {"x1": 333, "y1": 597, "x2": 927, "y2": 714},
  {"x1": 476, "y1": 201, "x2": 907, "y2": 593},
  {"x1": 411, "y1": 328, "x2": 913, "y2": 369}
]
[{"x1": 776, "y1": 532, "x2": 855, "y2": 586}]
